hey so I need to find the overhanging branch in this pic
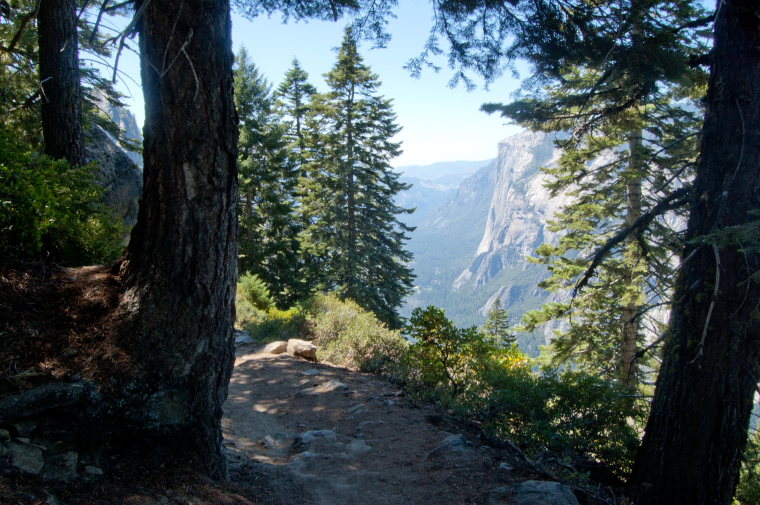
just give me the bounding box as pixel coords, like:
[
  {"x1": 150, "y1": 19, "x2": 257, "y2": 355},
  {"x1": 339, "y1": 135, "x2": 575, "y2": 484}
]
[{"x1": 574, "y1": 185, "x2": 693, "y2": 294}]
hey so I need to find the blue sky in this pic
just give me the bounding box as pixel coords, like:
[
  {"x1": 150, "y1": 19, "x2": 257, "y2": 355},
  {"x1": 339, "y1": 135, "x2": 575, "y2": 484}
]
[{"x1": 107, "y1": 3, "x2": 525, "y2": 167}]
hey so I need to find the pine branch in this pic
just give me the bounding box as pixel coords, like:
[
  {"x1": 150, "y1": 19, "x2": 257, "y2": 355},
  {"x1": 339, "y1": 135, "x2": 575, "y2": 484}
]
[
  {"x1": 574, "y1": 185, "x2": 692, "y2": 295},
  {"x1": 2, "y1": 1, "x2": 39, "y2": 56}
]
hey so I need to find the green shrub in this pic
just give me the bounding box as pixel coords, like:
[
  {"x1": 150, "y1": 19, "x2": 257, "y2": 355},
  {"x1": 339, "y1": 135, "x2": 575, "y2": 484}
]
[
  {"x1": 235, "y1": 291, "x2": 267, "y2": 330},
  {"x1": 248, "y1": 306, "x2": 306, "y2": 342},
  {"x1": 470, "y1": 367, "x2": 642, "y2": 474},
  {"x1": 238, "y1": 272, "x2": 275, "y2": 311},
  {"x1": 0, "y1": 129, "x2": 123, "y2": 265},
  {"x1": 401, "y1": 305, "x2": 641, "y2": 477},
  {"x1": 402, "y1": 306, "x2": 528, "y2": 395},
  {"x1": 736, "y1": 430, "x2": 760, "y2": 505},
  {"x1": 303, "y1": 293, "x2": 409, "y2": 376},
  {"x1": 235, "y1": 281, "x2": 305, "y2": 342}
]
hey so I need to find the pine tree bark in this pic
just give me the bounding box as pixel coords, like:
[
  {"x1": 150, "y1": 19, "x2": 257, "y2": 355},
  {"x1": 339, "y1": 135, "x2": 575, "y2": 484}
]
[
  {"x1": 619, "y1": 129, "x2": 643, "y2": 389},
  {"x1": 118, "y1": 0, "x2": 238, "y2": 479},
  {"x1": 37, "y1": 0, "x2": 86, "y2": 166},
  {"x1": 631, "y1": 2, "x2": 760, "y2": 503}
]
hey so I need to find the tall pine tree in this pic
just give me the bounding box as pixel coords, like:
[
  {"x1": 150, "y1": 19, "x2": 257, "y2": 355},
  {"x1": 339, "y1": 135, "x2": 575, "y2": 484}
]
[
  {"x1": 300, "y1": 28, "x2": 414, "y2": 327},
  {"x1": 487, "y1": 1, "x2": 708, "y2": 389},
  {"x1": 275, "y1": 58, "x2": 317, "y2": 174},
  {"x1": 234, "y1": 48, "x2": 302, "y2": 307}
]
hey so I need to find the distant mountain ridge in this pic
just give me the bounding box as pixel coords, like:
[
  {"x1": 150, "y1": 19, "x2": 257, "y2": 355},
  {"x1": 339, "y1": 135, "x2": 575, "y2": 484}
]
[
  {"x1": 395, "y1": 159, "x2": 492, "y2": 184},
  {"x1": 399, "y1": 131, "x2": 568, "y2": 355}
]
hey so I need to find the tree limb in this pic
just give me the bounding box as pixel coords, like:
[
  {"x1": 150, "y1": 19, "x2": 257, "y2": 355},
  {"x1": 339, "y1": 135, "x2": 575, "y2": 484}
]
[
  {"x1": 574, "y1": 185, "x2": 693, "y2": 294},
  {"x1": 2, "y1": 1, "x2": 39, "y2": 56},
  {"x1": 0, "y1": 382, "x2": 100, "y2": 425}
]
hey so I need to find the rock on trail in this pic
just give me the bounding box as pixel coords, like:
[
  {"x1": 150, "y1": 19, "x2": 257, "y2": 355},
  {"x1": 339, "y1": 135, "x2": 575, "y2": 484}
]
[{"x1": 223, "y1": 345, "x2": 536, "y2": 505}]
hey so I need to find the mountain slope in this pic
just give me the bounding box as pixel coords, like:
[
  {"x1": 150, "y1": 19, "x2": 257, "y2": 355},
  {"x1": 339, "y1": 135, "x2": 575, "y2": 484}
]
[{"x1": 400, "y1": 131, "x2": 568, "y2": 354}]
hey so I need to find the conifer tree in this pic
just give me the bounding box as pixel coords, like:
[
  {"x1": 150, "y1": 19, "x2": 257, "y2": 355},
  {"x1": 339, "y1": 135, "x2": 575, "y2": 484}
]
[
  {"x1": 234, "y1": 48, "x2": 302, "y2": 307},
  {"x1": 275, "y1": 58, "x2": 317, "y2": 173},
  {"x1": 300, "y1": 28, "x2": 414, "y2": 327},
  {"x1": 483, "y1": 298, "x2": 515, "y2": 347},
  {"x1": 487, "y1": 2, "x2": 708, "y2": 388}
]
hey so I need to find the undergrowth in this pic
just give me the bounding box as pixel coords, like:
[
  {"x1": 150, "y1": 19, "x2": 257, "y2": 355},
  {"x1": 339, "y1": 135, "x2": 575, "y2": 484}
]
[
  {"x1": 236, "y1": 289, "x2": 644, "y2": 478},
  {"x1": 0, "y1": 129, "x2": 124, "y2": 266}
]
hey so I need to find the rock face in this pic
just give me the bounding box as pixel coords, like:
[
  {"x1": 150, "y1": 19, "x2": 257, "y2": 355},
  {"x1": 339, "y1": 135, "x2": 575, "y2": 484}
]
[
  {"x1": 454, "y1": 131, "x2": 563, "y2": 291},
  {"x1": 86, "y1": 125, "x2": 143, "y2": 230},
  {"x1": 401, "y1": 131, "x2": 576, "y2": 352},
  {"x1": 400, "y1": 160, "x2": 497, "y2": 325},
  {"x1": 91, "y1": 89, "x2": 143, "y2": 168}
]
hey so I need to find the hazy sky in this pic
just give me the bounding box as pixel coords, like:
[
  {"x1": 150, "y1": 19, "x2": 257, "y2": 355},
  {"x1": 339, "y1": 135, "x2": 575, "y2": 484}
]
[{"x1": 108, "y1": 3, "x2": 525, "y2": 167}]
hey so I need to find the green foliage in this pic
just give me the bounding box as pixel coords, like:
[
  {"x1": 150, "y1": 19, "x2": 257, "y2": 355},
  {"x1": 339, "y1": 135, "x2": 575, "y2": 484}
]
[
  {"x1": 275, "y1": 58, "x2": 317, "y2": 172},
  {"x1": 238, "y1": 272, "x2": 275, "y2": 312},
  {"x1": 736, "y1": 429, "x2": 760, "y2": 505},
  {"x1": 402, "y1": 305, "x2": 641, "y2": 476},
  {"x1": 0, "y1": 129, "x2": 123, "y2": 265},
  {"x1": 403, "y1": 306, "x2": 506, "y2": 394},
  {"x1": 243, "y1": 306, "x2": 306, "y2": 343},
  {"x1": 299, "y1": 28, "x2": 414, "y2": 328},
  {"x1": 303, "y1": 293, "x2": 409, "y2": 376},
  {"x1": 235, "y1": 275, "x2": 306, "y2": 341},
  {"x1": 482, "y1": 299, "x2": 516, "y2": 346},
  {"x1": 471, "y1": 367, "x2": 642, "y2": 475},
  {"x1": 235, "y1": 48, "x2": 304, "y2": 308},
  {"x1": 484, "y1": 1, "x2": 711, "y2": 387}
]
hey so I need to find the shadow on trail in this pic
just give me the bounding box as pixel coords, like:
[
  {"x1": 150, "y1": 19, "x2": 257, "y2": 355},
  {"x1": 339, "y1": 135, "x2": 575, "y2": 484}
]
[{"x1": 222, "y1": 347, "x2": 523, "y2": 505}]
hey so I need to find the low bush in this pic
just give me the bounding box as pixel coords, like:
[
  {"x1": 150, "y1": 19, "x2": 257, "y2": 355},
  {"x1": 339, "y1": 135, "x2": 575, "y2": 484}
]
[
  {"x1": 736, "y1": 430, "x2": 760, "y2": 505},
  {"x1": 303, "y1": 293, "x2": 408, "y2": 376},
  {"x1": 235, "y1": 279, "x2": 305, "y2": 342},
  {"x1": 238, "y1": 273, "x2": 275, "y2": 311},
  {"x1": 402, "y1": 305, "x2": 642, "y2": 477},
  {"x1": 0, "y1": 130, "x2": 123, "y2": 265}
]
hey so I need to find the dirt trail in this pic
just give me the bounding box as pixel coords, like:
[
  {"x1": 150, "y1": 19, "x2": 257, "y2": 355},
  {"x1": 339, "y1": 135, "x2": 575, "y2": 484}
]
[{"x1": 222, "y1": 345, "x2": 525, "y2": 505}]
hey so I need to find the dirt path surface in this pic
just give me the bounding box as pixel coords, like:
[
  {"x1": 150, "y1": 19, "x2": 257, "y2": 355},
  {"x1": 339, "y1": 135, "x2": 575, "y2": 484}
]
[{"x1": 222, "y1": 345, "x2": 525, "y2": 505}]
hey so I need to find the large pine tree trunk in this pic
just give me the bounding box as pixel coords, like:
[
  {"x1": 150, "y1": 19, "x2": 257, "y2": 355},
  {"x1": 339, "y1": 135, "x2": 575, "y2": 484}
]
[
  {"x1": 118, "y1": 0, "x2": 238, "y2": 479},
  {"x1": 37, "y1": 0, "x2": 86, "y2": 166},
  {"x1": 630, "y1": 1, "x2": 760, "y2": 503}
]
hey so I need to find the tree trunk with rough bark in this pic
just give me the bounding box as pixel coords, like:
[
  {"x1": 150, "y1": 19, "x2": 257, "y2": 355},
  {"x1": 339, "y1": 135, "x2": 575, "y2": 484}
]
[
  {"x1": 631, "y1": 2, "x2": 760, "y2": 503},
  {"x1": 619, "y1": 129, "x2": 643, "y2": 389},
  {"x1": 117, "y1": 0, "x2": 238, "y2": 479},
  {"x1": 37, "y1": 0, "x2": 86, "y2": 166}
]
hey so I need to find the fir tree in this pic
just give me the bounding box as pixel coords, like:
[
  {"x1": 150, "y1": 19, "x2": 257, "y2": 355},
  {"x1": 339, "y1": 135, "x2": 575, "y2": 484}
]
[
  {"x1": 234, "y1": 48, "x2": 302, "y2": 308},
  {"x1": 482, "y1": 298, "x2": 515, "y2": 347},
  {"x1": 275, "y1": 58, "x2": 317, "y2": 173},
  {"x1": 487, "y1": 2, "x2": 709, "y2": 388},
  {"x1": 300, "y1": 28, "x2": 414, "y2": 327}
]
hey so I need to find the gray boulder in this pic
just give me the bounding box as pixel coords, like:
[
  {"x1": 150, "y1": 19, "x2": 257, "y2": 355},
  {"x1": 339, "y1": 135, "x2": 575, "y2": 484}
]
[
  {"x1": 287, "y1": 339, "x2": 317, "y2": 361},
  {"x1": 5, "y1": 441, "x2": 45, "y2": 475},
  {"x1": 262, "y1": 340, "x2": 288, "y2": 354},
  {"x1": 488, "y1": 480, "x2": 580, "y2": 505},
  {"x1": 426, "y1": 434, "x2": 472, "y2": 459},
  {"x1": 234, "y1": 330, "x2": 255, "y2": 346},
  {"x1": 292, "y1": 429, "x2": 337, "y2": 452},
  {"x1": 40, "y1": 451, "x2": 78, "y2": 482}
]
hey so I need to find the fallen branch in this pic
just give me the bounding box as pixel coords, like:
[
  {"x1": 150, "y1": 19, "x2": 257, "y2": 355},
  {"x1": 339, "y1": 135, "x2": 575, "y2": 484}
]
[{"x1": 0, "y1": 381, "x2": 100, "y2": 425}]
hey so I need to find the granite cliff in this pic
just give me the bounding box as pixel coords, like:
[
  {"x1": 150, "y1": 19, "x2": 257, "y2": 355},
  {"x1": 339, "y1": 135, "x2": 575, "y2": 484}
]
[{"x1": 401, "y1": 131, "x2": 569, "y2": 353}]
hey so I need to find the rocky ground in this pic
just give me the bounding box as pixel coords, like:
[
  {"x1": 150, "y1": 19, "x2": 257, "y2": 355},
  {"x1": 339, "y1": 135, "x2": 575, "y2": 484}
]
[{"x1": 222, "y1": 342, "x2": 584, "y2": 505}]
